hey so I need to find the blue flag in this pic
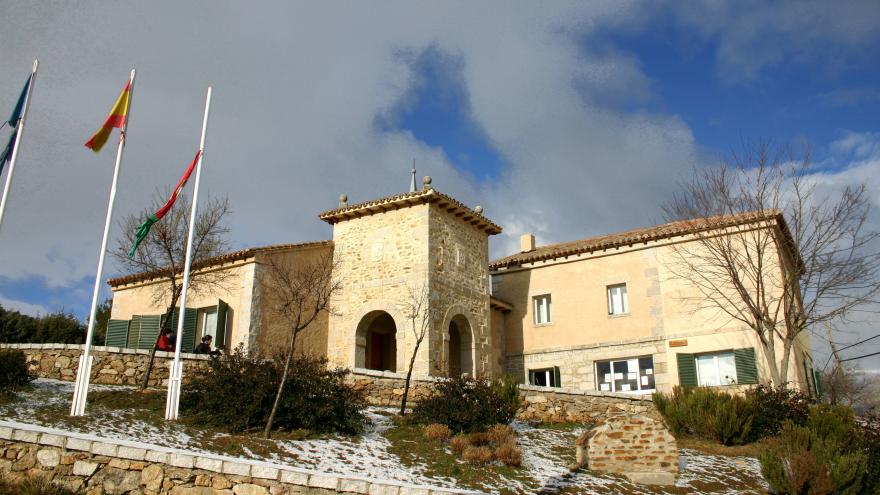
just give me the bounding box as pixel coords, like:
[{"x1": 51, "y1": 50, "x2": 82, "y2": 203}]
[{"x1": 0, "y1": 75, "x2": 31, "y2": 171}]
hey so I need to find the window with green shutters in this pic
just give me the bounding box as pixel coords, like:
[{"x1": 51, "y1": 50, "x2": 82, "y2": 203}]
[
  {"x1": 104, "y1": 319, "x2": 130, "y2": 348},
  {"x1": 676, "y1": 353, "x2": 698, "y2": 387},
  {"x1": 127, "y1": 315, "x2": 142, "y2": 349},
  {"x1": 678, "y1": 348, "x2": 759, "y2": 387},
  {"x1": 168, "y1": 307, "x2": 198, "y2": 353},
  {"x1": 215, "y1": 299, "x2": 228, "y2": 348},
  {"x1": 135, "y1": 315, "x2": 162, "y2": 350},
  {"x1": 733, "y1": 348, "x2": 759, "y2": 384}
]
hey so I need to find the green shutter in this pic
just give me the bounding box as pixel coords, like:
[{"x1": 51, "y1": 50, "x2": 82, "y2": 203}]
[
  {"x1": 813, "y1": 369, "x2": 823, "y2": 398},
  {"x1": 105, "y1": 319, "x2": 130, "y2": 348},
  {"x1": 136, "y1": 315, "x2": 162, "y2": 350},
  {"x1": 676, "y1": 353, "x2": 698, "y2": 388},
  {"x1": 552, "y1": 366, "x2": 561, "y2": 388},
  {"x1": 527, "y1": 370, "x2": 536, "y2": 385},
  {"x1": 215, "y1": 299, "x2": 228, "y2": 348},
  {"x1": 170, "y1": 308, "x2": 199, "y2": 353},
  {"x1": 734, "y1": 348, "x2": 759, "y2": 384},
  {"x1": 127, "y1": 315, "x2": 142, "y2": 349}
]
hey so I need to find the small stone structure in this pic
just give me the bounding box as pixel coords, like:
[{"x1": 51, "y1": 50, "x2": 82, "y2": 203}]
[
  {"x1": 0, "y1": 420, "x2": 481, "y2": 495},
  {"x1": 575, "y1": 415, "x2": 678, "y2": 486}
]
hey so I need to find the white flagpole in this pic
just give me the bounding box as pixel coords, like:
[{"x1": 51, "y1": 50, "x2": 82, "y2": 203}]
[
  {"x1": 71, "y1": 69, "x2": 136, "y2": 416},
  {"x1": 0, "y1": 59, "x2": 39, "y2": 232},
  {"x1": 166, "y1": 86, "x2": 212, "y2": 421}
]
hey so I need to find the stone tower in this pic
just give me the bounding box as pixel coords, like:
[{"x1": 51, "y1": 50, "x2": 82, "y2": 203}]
[{"x1": 319, "y1": 178, "x2": 502, "y2": 377}]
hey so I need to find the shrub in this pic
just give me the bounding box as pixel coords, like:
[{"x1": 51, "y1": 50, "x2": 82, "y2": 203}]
[
  {"x1": 0, "y1": 349, "x2": 33, "y2": 395},
  {"x1": 0, "y1": 477, "x2": 78, "y2": 495},
  {"x1": 423, "y1": 423, "x2": 452, "y2": 441},
  {"x1": 462, "y1": 445, "x2": 494, "y2": 465},
  {"x1": 449, "y1": 435, "x2": 469, "y2": 454},
  {"x1": 495, "y1": 440, "x2": 523, "y2": 467},
  {"x1": 759, "y1": 405, "x2": 868, "y2": 495},
  {"x1": 860, "y1": 416, "x2": 880, "y2": 495},
  {"x1": 410, "y1": 375, "x2": 521, "y2": 433},
  {"x1": 745, "y1": 384, "x2": 811, "y2": 440},
  {"x1": 487, "y1": 423, "x2": 516, "y2": 445},
  {"x1": 181, "y1": 345, "x2": 366, "y2": 434},
  {"x1": 653, "y1": 386, "x2": 754, "y2": 445}
]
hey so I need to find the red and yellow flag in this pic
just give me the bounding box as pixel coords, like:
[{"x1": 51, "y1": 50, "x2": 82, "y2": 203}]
[{"x1": 85, "y1": 80, "x2": 131, "y2": 152}]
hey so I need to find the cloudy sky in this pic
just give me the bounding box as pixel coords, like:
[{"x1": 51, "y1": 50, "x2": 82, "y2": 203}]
[{"x1": 1, "y1": 1, "x2": 878, "y2": 368}]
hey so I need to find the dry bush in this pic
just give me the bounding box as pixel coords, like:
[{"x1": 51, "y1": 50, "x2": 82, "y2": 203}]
[
  {"x1": 449, "y1": 435, "x2": 470, "y2": 454},
  {"x1": 495, "y1": 440, "x2": 523, "y2": 467},
  {"x1": 423, "y1": 423, "x2": 452, "y2": 441},
  {"x1": 468, "y1": 432, "x2": 492, "y2": 446},
  {"x1": 487, "y1": 424, "x2": 515, "y2": 445},
  {"x1": 462, "y1": 445, "x2": 494, "y2": 465}
]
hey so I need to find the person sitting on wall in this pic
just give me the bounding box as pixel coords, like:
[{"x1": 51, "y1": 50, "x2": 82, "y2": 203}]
[
  {"x1": 194, "y1": 335, "x2": 212, "y2": 354},
  {"x1": 157, "y1": 328, "x2": 174, "y2": 352}
]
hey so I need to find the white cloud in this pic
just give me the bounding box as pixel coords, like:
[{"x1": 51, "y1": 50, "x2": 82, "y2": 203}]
[{"x1": 0, "y1": 295, "x2": 47, "y2": 317}]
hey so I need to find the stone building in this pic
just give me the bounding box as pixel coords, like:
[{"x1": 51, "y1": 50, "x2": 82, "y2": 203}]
[{"x1": 107, "y1": 177, "x2": 817, "y2": 395}]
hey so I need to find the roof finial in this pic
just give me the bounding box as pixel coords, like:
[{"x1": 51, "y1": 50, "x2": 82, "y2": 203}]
[{"x1": 409, "y1": 159, "x2": 417, "y2": 193}]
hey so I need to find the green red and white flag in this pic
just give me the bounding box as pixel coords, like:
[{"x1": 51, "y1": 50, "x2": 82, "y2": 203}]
[{"x1": 128, "y1": 150, "x2": 201, "y2": 257}]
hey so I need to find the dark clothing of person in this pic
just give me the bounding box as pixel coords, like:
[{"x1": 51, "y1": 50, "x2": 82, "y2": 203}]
[{"x1": 194, "y1": 342, "x2": 211, "y2": 354}]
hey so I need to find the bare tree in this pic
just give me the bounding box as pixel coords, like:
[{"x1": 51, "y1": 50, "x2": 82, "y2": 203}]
[
  {"x1": 258, "y1": 250, "x2": 341, "y2": 438},
  {"x1": 399, "y1": 281, "x2": 433, "y2": 416},
  {"x1": 112, "y1": 192, "x2": 232, "y2": 390},
  {"x1": 664, "y1": 142, "x2": 880, "y2": 386}
]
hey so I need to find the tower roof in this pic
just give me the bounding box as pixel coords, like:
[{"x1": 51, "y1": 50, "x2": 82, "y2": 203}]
[{"x1": 319, "y1": 188, "x2": 502, "y2": 235}]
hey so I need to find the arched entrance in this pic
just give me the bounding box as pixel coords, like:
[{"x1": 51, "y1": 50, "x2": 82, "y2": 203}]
[
  {"x1": 448, "y1": 315, "x2": 473, "y2": 377},
  {"x1": 355, "y1": 311, "x2": 397, "y2": 372}
]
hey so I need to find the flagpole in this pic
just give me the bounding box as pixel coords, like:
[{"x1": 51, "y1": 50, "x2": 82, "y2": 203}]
[
  {"x1": 0, "y1": 59, "x2": 38, "y2": 232},
  {"x1": 166, "y1": 86, "x2": 212, "y2": 421},
  {"x1": 71, "y1": 69, "x2": 136, "y2": 417}
]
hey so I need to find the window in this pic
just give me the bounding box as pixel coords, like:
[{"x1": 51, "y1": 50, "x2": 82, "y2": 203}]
[
  {"x1": 201, "y1": 307, "x2": 218, "y2": 342},
  {"x1": 528, "y1": 367, "x2": 560, "y2": 387},
  {"x1": 607, "y1": 283, "x2": 628, "y2": 315},
  {"x1": 695, "y1": 351, "x2": 737, "y2": 386},
  {"x1": 533, "y1": 294, "x2": 552, "y2": 324},
  {"x1": 595, "y1": 356, "x2": 655, "y2": 392}
]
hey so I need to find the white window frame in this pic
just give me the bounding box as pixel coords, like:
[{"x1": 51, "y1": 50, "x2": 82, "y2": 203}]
[
  {"x1": 595, "y1": 355, "x2": 655, "y2": 393},
  {"x1": 533, "y1": 294, "x2": 552, "y2": 325},
  {"x1": 695, "y1": 351, "x2": 738, "y2": 387},
  {"x1": 528, "y1": 367, "x2": 559, "y2": 387},
  {"x1": 607, "y1": 283, "x2": 629, "y2": 315}
]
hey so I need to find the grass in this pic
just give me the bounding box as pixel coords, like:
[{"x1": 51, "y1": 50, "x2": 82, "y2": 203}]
[{"x1": 676, "y1": 436, "x2": 768, "y2": 458}]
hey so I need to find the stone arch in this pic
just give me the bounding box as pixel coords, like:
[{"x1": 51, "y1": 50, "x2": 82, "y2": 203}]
[
  {"x1": 355, "y1": 310, "x2": 398, "y2": 372},
  {"x1": 440, "y1": 305, "x2": 478, "y2": 377}
]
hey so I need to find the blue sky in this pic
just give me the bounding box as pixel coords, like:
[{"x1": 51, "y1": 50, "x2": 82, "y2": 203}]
[{"x1": 0, "y1": 1, "x2": 878, "y2": 367}]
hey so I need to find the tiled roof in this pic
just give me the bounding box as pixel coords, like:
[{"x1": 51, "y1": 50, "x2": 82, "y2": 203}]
[
  {"x1": 318, "y1": 188, "x2": 502, "y2": 235},
  {"x1": 107, "y1": 240, "x2": 333, "y2": 287},
  {"x1": 490, "y1": 210, "x2": 797, "y2": 270}
]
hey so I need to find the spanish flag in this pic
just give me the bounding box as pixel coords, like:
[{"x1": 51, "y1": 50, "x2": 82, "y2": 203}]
[
  {"x1": 85, "y1": 79, "x2": 131, "y2": 152},
  {"x1": 128, "y1": 150, "x2": 201, "y2": 257}
]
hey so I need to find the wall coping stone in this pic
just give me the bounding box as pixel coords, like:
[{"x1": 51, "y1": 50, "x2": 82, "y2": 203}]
[
  {"x1": 0, "y1": 342, "x2": 211, "y2": 361},
  {"x1": 518, "y1": 384, "x2": 653, "y2": 402},
  {"x1": 0, "y1": 419, "x2": 483, "y2": 495}
]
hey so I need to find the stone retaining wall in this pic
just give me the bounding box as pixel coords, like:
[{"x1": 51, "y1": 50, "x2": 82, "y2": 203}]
[
  {"x1": 348, "y1": 368, "x2": 661, "y2": 424},
  {"x1": 0, "y1": 420, "x2": 480, "y2": 495},
  {"x1": 2, "y1": 343, "x2": 212, "y2": 388},
  {"x1": 4, "y1": 344, "x2": 660, "y2": 425}
]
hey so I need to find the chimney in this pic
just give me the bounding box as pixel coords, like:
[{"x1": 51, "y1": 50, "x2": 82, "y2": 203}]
[{"x1": 520, "y1": 233, "x2": 535, "y2": 252}]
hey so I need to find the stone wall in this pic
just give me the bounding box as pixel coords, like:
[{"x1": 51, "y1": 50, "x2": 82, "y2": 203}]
[
  {"x1": 2, "y1": 344, "x2": 212, "y2": 387},
  {"x1": 580, "y1": 415, "x2": 678, "y2": 485},
  {"x1": 6, "y1": 344, "x2": 660, "y2": 426},
  {"x1": 0, "y1": 420, "x2": 478, "y2": 495},
  {"x1": 348, "y1": 369, "x2": 660, "y2": 424}
]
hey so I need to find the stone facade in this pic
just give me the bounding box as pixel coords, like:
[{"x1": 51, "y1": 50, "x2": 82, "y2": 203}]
[
  {"x1": 0, "y1": 421, "x2": 479, "y2": 495},
  {"x1": 324, "y1": 188, "x2": 497, "y2": 378},
  {"x1": 577, "y1": 415, "x2": 678, "y2": 485},
  {"x1": 3, "y1": 343, "x2": 211, "y2": 387}
]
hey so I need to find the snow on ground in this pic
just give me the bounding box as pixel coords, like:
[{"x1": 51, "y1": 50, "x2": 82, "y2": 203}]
[{"x1": 0, "y1": 379, "x2": 767, "y2": 494}]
